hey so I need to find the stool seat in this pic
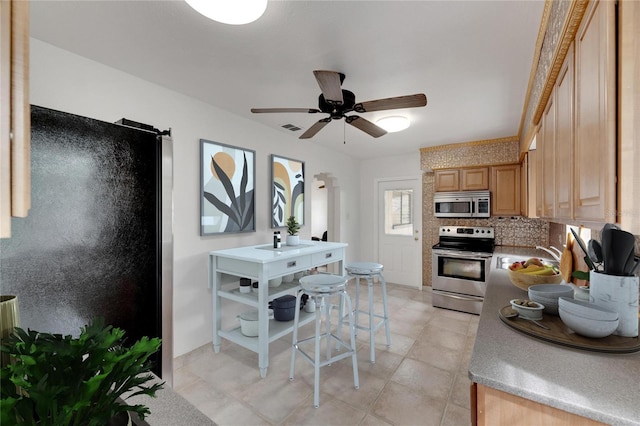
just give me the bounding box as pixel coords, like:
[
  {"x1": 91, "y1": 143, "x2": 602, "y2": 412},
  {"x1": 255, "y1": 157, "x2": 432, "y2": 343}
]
[
  {"x1": 300, "y1": 274, "x2": 347, "y2": 294},
  {"x1": 345, "y1": 261, "x2": 391, "y2": 363},
  {"x1": 345, "y1": 262, "x2": 384, "y2": 275},
  {"x1": 290, "y1": 274, "x2": 359, "y2": 408}
]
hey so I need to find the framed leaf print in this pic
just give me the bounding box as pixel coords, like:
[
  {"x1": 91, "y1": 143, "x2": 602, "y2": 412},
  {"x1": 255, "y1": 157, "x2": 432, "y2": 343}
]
[
  {"x1": 271, "y1": 154, "x2": 304, "y2": 228},
  {"x1": 200, "y1": 139, "x2": 255, "y2": 235}
]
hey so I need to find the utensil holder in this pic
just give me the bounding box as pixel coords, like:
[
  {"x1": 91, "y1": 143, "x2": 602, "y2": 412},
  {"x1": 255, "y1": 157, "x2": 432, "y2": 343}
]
[{"x1": 589, "y1": 272, "x2": 639, "y2": 337}]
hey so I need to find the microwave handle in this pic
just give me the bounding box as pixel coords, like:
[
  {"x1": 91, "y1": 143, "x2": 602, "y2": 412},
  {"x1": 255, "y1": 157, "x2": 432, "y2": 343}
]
[{"x1": 471, "y1": 200, "x2": 476, "y2": 214}]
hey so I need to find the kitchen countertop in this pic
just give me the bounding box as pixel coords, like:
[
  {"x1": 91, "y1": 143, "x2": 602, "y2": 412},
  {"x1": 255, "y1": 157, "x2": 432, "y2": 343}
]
[{"x1": 469, "y1": 246, "x2": 640, "y2": 425}]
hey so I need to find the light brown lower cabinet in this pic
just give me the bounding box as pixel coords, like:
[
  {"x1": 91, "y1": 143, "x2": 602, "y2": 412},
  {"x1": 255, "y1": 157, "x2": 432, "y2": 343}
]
[{"x1": 472, "y1": 383, "x2": 605, "y2": 426}]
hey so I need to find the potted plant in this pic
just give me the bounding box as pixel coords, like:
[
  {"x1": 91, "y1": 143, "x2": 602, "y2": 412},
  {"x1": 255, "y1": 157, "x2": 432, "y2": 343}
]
[
  {"x1": 285, "y1": 215, "x2": 300, "y2": 246},
  {"x1": 0, "y1": 317, "x2": 163, "y2": 425}
]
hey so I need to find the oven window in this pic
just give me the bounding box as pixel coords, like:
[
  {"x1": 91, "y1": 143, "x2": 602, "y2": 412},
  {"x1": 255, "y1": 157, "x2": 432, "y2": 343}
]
[{"x1": 438, "y1": 256, "x2": 485, "y2": 282}]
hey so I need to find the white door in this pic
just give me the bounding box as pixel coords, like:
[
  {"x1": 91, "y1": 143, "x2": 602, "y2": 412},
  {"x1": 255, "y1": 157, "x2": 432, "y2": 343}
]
[{"x1": 377, "y1": 178, "x2": 422, "y2": 288}]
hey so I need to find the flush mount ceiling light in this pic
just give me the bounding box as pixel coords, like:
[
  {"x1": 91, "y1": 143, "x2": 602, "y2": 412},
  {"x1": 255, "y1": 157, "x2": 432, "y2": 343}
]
[
  {"x1": 185, "y1": 0, "x2": 268, "y2": 25},
  {"x1": 375, "y1": 116, "x2": 410, "y2": 133}
]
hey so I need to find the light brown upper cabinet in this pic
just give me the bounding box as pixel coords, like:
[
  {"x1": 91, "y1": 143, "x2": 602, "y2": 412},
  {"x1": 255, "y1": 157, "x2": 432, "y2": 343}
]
[
  {"x1": 520, "y1": 153, "x2": 529, "y2": 217},
  {"x1": 461, "y1": 167, "x2": 489, "y2": 191},
  {"x1": 540, "y1": 91, "x2": 556, "y2": 219},
  {"x1": 573, "y1": 0, "x2": 616, "y2": 223},
  {"x1": 491, "y1": 164, "x2": 521, "y2": 216},
  {"x1": 618, "y1": 0, "x2": 640, "y2": 235},
  {"x1": 434, "y1": 167, "x2": 489, "y2": 192},
  {"x1": 554, "y1": 42, "x2": 574, "y2": 220},
  {"x1": 434, "y1": 169, "x2": 459, "y2": 192}
]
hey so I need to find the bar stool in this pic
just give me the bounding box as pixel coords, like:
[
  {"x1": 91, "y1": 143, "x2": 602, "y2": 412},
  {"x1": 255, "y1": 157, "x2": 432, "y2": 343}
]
[
  {"x1": 289, "y1": 274, "x2": 359, "y2": 408},
  {"x1": 345, "y1": 262, "x2": 391, "y2": 363}
]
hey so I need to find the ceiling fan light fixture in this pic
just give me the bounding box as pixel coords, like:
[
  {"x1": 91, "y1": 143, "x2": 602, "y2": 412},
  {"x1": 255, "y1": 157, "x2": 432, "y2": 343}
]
[
  {"x1": 376, "y1": 116, "x2": 410, "y2": 133},
  {"x1": 185, "y1": 0, "x2": 267, "y2": 25}
]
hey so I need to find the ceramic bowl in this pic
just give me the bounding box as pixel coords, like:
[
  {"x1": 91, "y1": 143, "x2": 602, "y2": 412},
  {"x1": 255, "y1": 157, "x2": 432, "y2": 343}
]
[
  {"x1": 528, "y1": 284, "x2": 574, "y2": 315},
  {"x1": 510, "y1": 299, "x2": 544, "y2": 320},
  {"x1": 558, "y1": 297, "x2": 619, "y2": 321},
  {"x1": 558, "y1": 306, "x2": 619, "y2": 338},
  {"x1": 268, "y1": 277, "x2": 282, "y2": 288},
  {"x1": 507, "y1": 269, "x2": 563, "y2": 291}
]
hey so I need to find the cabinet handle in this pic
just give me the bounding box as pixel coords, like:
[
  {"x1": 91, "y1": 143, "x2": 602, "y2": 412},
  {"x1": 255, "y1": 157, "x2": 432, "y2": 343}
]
[
  {"x1": 325, "y1": 253, "x2": 332, "y2": 259},
  {"x1": 287, "y1": 261, "x2": 297, "y2": 268}
]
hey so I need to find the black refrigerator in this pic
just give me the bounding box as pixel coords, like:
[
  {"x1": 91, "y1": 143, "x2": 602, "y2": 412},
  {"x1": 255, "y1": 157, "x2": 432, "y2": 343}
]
[{"x1": 0, "y1": 105, "x2": 173, "y2": 381}]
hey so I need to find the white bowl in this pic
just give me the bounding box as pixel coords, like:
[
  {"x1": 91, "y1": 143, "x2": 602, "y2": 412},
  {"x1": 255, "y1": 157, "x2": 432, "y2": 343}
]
[
  {"x1": 558, "y1": 297, "x2": 619, "y2": 321},
  {"x1": 282, "y1": 274, "x2": 294, "y2": 283},
  {"x1": 510, "y1": 299, "x2": 544, "y2": 320},
  {"x1": 238, "y1": 310, "x2": 259, "y2": 337},
  {"x1": 268, "y1": 277, "x2": 282, "y2": 288},
  {"x1": 558, "y1": 306, "x2": 619, "y2": 338},
  {"x1": 528, "y1": 284, "x2": 574, "y2": 315}
]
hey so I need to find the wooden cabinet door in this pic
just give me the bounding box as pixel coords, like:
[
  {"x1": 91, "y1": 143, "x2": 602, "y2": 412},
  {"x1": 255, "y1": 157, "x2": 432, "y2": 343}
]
[
  {"x1": 520, "y1": 154, "x2": 528, "y2": 217},
  {"x1": 434, "y1": 169, "x2": 459, "y2": 192},
  {"x1": 555, "y1": 42, "x2": 574, "y2": 220},
  {"x1": 474, "y1": 384, "x2": 605, "y2": 426},
  {"x1": 491, "y1": 164, "x2": 521, "y2": 216},
  {"x1": 574, "y1": 0, "x2": 616, "y2": 222},
  {"x1": 541, "y1": 92, "x2": 556, "y2": 218},
  {"x1": 461, "y1": 167, "x2": 489, "y2": 191}
]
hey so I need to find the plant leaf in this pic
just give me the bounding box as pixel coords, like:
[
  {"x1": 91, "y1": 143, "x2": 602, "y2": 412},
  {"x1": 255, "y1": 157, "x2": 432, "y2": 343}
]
[
  {"x1": 211, "y1": 155, "x2": 241, "y2": 218},
  {"x1": 239, "y1": 153, "x2": 248, "y2": 218},
  {"x1": 203, "y1": 191, "x2": 241, "y2": 227}
]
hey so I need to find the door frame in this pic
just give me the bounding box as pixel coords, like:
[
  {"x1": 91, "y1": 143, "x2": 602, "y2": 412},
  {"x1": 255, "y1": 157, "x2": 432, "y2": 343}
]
[{"x1": 374, "y1": 175, "x2": 423, "y2": 288}]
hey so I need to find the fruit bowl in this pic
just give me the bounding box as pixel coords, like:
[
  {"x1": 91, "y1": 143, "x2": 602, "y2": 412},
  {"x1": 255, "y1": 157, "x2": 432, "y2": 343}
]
[{"x1": 507, "y1": 268, "x2": 562, "y2": 291}]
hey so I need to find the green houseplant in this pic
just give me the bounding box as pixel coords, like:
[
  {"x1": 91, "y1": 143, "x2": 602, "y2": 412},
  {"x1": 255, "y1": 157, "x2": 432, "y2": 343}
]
[
  {"x1": 0, "y1": 317, "x2": 163, "y2": 425},
  {"x1": 285, "y1": 215, "x2": 301, "y2": 246}
]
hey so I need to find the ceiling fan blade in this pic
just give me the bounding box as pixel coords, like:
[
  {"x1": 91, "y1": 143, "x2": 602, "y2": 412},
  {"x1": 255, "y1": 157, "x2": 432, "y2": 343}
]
[
  {"x1": 353, "y1": 93, "x2": 427, "y2": 113},
  {"x1": 346, "y1": 115, "x2": 387, "y2": 138},
  {"x1": 313, "y1": 70, "x2": 344, "y2": 105},
  {"x1": 299, "y1": 118, "x2": 331, "y2": 139},
  {"x1": 251, "y1": 108, "x2": 321, "y2": 114}
]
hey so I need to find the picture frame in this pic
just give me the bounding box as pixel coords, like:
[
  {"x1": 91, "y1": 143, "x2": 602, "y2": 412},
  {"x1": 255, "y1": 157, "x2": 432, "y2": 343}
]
[
  {"x1": 200, "y1": 139, "x2": 255, "y2": 235},
  {"x1": 271, "y1": 154, "x2": 305, "y2": 228}
]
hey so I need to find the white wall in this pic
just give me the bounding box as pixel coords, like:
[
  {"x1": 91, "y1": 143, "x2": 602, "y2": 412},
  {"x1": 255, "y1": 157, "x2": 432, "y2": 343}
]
[{"x1": 29, "y1": 39, "x2": 362, "y2": 357}]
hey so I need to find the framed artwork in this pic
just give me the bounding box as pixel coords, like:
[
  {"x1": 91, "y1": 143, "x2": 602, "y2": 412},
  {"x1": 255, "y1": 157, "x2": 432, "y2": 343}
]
[
  {"x1": 200, "y1": 139, "x2": 255, "y2": 235},
  {"x1": 271, "y1": 154, "x2": 305, "y2": 228}
]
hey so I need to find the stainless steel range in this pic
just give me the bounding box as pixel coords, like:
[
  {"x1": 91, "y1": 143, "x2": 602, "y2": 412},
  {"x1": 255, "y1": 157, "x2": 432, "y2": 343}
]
[{"x1": 432, "y1": 226, "x2": 495, "y2": 315}]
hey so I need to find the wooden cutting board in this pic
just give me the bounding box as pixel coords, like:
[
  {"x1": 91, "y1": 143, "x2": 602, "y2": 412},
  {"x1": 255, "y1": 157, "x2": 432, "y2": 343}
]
[
  {"x1": 499, "y1": 306, "x2": 640, "y2": 353},
  {"x1": 559, "y1": 232, "x2": 573, "y2": 283}
]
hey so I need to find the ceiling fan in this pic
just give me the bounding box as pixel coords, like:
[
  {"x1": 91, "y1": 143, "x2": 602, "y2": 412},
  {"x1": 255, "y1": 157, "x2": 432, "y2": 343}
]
[{"x1": 250, "y1": 70, "x2": 427, "y2": 139}]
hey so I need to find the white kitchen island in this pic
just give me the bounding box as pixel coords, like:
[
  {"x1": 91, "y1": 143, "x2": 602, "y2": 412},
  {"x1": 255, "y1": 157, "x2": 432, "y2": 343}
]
[{"x1": 208, "y1": 240, "x2": 348, "y2": 378}]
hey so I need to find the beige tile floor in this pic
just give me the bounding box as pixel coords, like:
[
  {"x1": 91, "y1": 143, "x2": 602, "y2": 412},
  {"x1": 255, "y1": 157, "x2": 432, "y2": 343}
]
[{"x1": 173, "y1": 284, "x2": 478, "y2": 426}]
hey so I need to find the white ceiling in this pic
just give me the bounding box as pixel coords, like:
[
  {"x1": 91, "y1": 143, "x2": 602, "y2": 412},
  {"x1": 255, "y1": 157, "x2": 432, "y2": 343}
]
[{"x1": 29, "y1": 0, "x2": 544, "y2": 160}]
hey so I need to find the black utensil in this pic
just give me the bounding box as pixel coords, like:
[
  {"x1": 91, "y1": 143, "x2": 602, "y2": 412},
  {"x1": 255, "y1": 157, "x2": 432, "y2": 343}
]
[
  {"x1": 605, "y1": 229, "x2": 636, "y2": 276},
  {"x1": 570, "y1": 228, "x2": 596, "y2": 271},
  {"x1": 588, "y1": 239, "x2": 603, "y2": 271}
]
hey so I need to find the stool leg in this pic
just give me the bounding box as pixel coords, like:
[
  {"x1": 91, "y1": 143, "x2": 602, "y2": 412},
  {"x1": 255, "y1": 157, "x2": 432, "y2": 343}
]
[
  {"x1": 368, "y1": 276, "x2": 376, "y2": 363},
  {"x1": 313, "y1": 297, "x2": 322, "y2": 408},
  {"x1": 325, "y1": 295, "x2": 332, "y2": 362},
  {"x1": 343, "y1": 291, "x2": 359, "y2": 391},
  {"x1": 354, "y1": 276, "x2": 360, "y2": 337},
  {"x1": 335, "y1": 283, "x2": 345, "y2": 352},
  {"x1": 379, "y1": 272, "x2": 391, "y2": 348},
  {"x1": 289, "y1": 290, "x2": 303, "y2": 381}
]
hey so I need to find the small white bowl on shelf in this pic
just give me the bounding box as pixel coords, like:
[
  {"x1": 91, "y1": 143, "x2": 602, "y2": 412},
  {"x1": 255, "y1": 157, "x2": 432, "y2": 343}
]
[
  {"x1": 510, "y1": 299, "x2": 545, "y2": 320},
  {"x1": 268, "y1": 277, "x2": 282, "y2": 288}
]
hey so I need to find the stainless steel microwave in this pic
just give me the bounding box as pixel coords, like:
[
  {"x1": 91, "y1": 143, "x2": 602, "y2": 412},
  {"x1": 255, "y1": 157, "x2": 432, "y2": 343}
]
[{"x1": 433, "y1": 191, "x2": 490, "y2": 218}]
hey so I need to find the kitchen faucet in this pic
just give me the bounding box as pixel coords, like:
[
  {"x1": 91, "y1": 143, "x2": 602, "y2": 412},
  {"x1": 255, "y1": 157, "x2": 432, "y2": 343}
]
[{"x1": 535, "y1": 246, "x2": 561, "y2": 262}]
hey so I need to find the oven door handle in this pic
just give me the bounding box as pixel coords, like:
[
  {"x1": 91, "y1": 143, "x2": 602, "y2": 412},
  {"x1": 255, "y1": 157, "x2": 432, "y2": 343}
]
[
  {"x1": 433, "y1": 291, "x2": 483, "y2": 302},
  {"x1": 433, "y1": 251, "x2": 492, "y2": 260}
]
